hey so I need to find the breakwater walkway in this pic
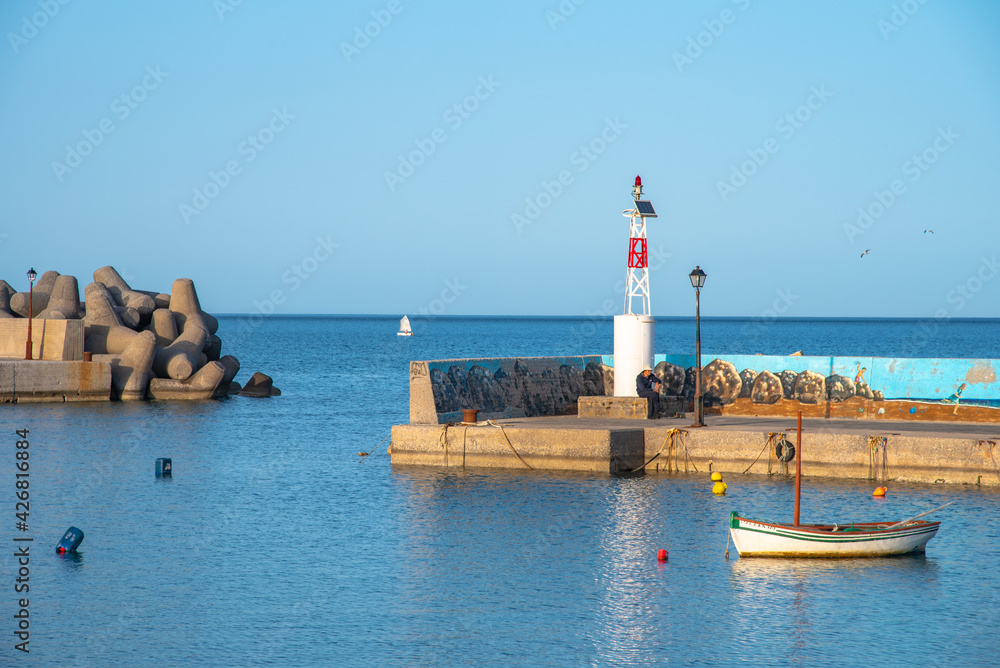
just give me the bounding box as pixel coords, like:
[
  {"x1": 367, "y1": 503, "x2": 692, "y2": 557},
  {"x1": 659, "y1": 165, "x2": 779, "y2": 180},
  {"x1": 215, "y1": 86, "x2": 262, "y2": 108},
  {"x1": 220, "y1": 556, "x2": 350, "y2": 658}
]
[{"x1": 390, "y1": 414, "x2": 1000, "y2": 487}]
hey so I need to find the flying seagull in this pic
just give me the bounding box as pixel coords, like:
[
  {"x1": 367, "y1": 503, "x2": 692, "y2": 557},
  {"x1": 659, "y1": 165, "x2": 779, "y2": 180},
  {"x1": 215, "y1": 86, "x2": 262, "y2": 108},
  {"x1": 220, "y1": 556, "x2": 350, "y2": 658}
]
[
  {"x1": 860, "y1": 249, "x2": 870, "y2": 258},
  {"x1": 924, "y1": 229, "x2": 934, "y2": 234}
]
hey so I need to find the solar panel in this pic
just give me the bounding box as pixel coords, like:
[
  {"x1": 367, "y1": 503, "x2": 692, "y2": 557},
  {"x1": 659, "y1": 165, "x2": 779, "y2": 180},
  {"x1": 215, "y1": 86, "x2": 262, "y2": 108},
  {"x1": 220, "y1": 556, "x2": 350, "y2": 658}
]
[{"x1": 634, "y1": 200, "x2": 657, "y2": 217}]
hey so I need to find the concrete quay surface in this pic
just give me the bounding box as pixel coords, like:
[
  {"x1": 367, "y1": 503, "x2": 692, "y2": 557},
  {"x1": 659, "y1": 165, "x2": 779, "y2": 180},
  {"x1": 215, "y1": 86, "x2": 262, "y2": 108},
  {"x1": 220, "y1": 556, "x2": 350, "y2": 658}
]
[{"x1": 390, "y1": 414, "x2": 1000, "y2": 487}]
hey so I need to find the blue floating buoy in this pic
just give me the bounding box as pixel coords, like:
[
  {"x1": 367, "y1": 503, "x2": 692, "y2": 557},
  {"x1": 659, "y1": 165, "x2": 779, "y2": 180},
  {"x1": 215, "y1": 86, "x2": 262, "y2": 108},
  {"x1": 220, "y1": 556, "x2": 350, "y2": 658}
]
[
  {"x1": 156, "y1": 458, "x2": 172, "y2": 477},
  {"x1": 56, "y1": 526, "x2": 84, "y2": 554}
]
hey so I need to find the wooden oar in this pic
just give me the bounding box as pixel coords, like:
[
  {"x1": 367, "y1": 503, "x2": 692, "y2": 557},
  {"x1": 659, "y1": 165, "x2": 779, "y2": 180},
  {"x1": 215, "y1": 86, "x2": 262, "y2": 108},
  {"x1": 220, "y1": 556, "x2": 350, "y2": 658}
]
[{"x1": 885, "y1": 500, "x2": 958, "y2": 529}]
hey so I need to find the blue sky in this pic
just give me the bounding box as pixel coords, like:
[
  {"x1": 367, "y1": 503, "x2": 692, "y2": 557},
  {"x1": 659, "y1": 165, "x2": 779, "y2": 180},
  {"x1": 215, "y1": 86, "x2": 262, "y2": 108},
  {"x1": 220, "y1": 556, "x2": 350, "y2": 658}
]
[{"x1": 2, "y1": 1, "x2": 998, "y2": 318}]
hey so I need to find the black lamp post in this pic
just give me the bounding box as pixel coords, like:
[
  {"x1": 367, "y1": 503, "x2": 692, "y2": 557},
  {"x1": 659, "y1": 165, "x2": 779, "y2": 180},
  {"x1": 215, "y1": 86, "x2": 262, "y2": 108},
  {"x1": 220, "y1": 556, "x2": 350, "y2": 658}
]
[
  {"x1": 689, "y1": 266, "x2": 706, "y2": 427},
  {"x1": 25, "y1": 268, "x2": 36, "y2": 360}
]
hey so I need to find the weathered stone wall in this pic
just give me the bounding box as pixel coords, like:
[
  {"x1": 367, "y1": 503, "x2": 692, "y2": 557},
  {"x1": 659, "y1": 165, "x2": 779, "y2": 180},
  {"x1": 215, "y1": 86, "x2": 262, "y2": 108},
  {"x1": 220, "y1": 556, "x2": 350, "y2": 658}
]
[
  {"x1": 0, "y1": 319, "x2": 83, "y2": 360},
  {"x1": 410, "y1": 356, "x2": 610, "y2": 424}
]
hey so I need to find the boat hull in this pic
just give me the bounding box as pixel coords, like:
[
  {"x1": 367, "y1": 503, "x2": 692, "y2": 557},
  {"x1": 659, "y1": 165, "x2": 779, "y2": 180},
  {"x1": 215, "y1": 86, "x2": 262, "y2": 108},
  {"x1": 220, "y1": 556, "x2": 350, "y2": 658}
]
[
  {"x1": 396, "y1": 332, "x2": 413, "y2": 336},
  {"x1": 729, "y1": 513, "x2": 940, "y2": 558}
]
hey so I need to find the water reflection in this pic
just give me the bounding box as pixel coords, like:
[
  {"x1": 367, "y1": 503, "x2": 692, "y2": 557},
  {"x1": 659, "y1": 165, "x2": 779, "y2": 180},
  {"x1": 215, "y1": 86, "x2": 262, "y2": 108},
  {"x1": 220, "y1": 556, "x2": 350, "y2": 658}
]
[{"x1": 592, "y1": 477, "x2": 662, "y2": 667}]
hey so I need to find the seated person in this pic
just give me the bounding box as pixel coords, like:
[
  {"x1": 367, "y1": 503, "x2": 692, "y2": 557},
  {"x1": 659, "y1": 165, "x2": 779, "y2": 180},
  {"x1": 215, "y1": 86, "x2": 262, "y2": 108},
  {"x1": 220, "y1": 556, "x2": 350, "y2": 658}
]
[{"x1": 635, "y1": 365, "x2": 661, "y2": 419}]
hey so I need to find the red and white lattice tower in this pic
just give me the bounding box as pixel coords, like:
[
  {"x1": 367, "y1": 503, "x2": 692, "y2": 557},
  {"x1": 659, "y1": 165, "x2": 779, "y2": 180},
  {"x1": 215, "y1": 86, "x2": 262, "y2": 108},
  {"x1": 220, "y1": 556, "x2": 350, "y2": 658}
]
[
  {"x1": 624, "y1": 175, "x2": 650, "y2": 315},
  {"x1": 613, "y1": 175, "x2": 657, "y2": 397}
]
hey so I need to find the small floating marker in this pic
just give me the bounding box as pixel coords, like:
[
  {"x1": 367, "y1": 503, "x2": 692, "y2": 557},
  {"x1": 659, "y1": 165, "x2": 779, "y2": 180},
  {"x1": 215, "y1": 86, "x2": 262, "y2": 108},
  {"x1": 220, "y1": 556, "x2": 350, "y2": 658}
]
[
  {"x1": 155, "y1": 458, "x2": 172, "y2": 477},
  {"x1": 711, "y1": 472, "x2": 727, "y2": 494},
  {"x1": 657, "y1": 549, "x2": 668, "y2": 561},
  {"x1": 873, "y1": 486, "x2": 887, "y2": 497},
  {"x1": 56, "y1": 526, "x2": 84, "y2": 554}
]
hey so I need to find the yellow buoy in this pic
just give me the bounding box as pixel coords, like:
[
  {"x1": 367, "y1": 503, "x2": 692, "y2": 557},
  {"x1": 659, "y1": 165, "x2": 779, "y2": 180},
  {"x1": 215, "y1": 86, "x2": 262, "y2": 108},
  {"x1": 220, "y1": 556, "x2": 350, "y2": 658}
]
[
  {"x1": 713, "y1": 481, "x2": 727, "y2": 495},
  {"x1": 711, "y1": 472, "x2": 723, "y2": 482}
]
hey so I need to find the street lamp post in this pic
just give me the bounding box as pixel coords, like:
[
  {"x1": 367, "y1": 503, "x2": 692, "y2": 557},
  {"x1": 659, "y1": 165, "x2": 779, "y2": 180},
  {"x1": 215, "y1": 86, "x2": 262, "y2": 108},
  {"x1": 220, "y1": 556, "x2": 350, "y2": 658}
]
[
  {"x1": 24, "y1": 268, "x2": 37, "y2": 360},
  {"x1": 689, "y1": 266, "x2": 706, "y2": 427}
]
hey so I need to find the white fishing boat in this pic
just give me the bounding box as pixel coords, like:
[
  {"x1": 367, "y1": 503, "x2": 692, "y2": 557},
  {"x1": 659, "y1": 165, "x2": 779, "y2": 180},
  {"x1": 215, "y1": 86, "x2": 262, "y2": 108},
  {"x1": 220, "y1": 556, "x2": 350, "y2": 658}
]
[
  {"x1": 727, "y1": 411, "x2": 949, "y2": 558},
  {"x1": 728, "y1": 513, "x2": 940, "y2": 558},
  {"x1": 397, "y1": 315, "x2": 413, "y2": 336}
]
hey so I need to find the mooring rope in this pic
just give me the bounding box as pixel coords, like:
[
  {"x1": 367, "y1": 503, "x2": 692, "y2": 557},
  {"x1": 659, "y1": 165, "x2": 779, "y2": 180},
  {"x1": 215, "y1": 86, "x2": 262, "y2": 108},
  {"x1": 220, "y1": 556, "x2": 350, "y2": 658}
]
[
  {"x1": 980, "y1": 440, "x2": 1000, "y2": 484},
  {"x1": 358, "y1": 432, "x2": 391, "y2": 464},
  {"x1": 742, "y1": 432, "x2": 782, "y2": 474},
  {"x1": 485, "y1": 420, "x2": 533, "y2": 469},
  {"x1": 868, "y1": 435, "x2": 889, "y2": 481},
  {"x1": 631, "y1": 428, "x2": 689, "y2": 473}
]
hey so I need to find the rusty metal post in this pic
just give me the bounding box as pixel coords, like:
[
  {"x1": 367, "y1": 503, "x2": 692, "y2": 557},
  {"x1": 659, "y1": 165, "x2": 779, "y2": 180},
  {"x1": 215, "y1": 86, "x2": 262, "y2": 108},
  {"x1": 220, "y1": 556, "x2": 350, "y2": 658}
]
[
  {"x1": 794, "y1": 410, "x2": 802, "y2": 526},
  {"x1": 24, "y1": 278, "x2": 34, "y2": 360}
]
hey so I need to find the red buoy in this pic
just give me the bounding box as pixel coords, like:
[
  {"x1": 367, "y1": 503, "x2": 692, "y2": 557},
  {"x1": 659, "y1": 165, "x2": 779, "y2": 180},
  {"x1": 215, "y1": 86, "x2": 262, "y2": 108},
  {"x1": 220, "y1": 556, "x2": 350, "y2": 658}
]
[{"x1": 657, "y1": 549, "x2": 668, "y2": 561}]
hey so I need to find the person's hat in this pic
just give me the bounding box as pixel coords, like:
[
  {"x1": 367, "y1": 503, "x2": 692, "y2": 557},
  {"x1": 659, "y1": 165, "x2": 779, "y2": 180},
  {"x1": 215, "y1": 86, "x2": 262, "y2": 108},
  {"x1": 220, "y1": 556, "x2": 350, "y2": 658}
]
[{"x1": 642, "y1": 365, "x2": 652, "y2": 371}]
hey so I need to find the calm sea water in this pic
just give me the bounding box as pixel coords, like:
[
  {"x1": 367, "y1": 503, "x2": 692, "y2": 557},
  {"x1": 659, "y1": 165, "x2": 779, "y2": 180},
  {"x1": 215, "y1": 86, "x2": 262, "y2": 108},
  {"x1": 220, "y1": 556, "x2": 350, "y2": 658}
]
[{"x1": 2, "y1": 316, "x2": 999, "y2": 667}]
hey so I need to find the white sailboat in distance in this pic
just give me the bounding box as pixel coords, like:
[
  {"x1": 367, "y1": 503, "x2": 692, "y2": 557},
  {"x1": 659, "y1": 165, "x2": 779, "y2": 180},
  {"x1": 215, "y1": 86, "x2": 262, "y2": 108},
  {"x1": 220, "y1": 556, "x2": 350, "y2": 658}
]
[{"x1": 397, "y1": 315, "x2": 413, "y2": 336}]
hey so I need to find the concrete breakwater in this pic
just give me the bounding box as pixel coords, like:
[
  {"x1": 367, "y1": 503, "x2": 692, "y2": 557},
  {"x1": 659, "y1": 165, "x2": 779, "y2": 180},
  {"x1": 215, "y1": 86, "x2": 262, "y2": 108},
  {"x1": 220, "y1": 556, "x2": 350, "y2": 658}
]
[
  {"x1": 0, "y1": 266, "x2": 277, "y2": 402},
  {"x1": 395, "y1": 354, "x2": 1000, "y2": 485},
  {"x1": 390, "y1": 415, "x2": 1000, "y2": 487}
]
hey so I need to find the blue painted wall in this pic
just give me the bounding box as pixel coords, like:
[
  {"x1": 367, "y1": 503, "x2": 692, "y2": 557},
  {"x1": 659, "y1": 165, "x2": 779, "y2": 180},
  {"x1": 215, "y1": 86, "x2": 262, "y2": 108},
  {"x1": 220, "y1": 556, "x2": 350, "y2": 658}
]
[{"x1": 647, "y1": 353, "x2": 999, "y2": 403}]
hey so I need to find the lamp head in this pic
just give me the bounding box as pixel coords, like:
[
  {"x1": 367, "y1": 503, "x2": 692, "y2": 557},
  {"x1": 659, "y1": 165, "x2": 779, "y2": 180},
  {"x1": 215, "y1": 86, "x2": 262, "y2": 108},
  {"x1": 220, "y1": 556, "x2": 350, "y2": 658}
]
[
  {"x1": 27, "y1": 268, "x2": 36, "y2": 283},
  {"x1": 688, "y1": 266, "x2": 706, "y2": 289}
]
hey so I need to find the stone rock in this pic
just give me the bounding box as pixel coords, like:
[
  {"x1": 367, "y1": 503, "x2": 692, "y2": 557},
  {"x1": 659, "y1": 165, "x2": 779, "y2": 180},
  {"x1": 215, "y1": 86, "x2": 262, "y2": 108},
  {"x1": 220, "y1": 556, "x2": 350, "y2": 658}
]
[
  {"x1": 83, "y1": 282, "x2": 139, "y2": 354},
  {"x1": 153, "y1": 318, "x2": 208, "y2": 380},
  {"x1": 601, "y1": 364, "x2": 614, "y2": 397},
  {"x1": 751, "y1": 371, "x2": 784, "y2": 404},
  {"x1": 112, "y1": 330, "x2": 156, "y2": 400},
  {"x1": 0, "y1": 280, "x2": 15, "y2": 317},
  {"x1": 826, "y1": 374, "x2": 855, "y2": 403},
  {"x1": 10, "y1": 270, "x2": 59, "y2": 317},
  {"x1": 793, "y1": 370, "x2": 826, "y2": 404},
  {"x1": 778, "y1": 370, "x2": 799, "y2": 399},
  {"x1": 211, "y1": 355, "x2": 241, "y2": 398},
  {"x1": 227, "y1": 381, "x2": 242, "y2": 395},
  {"x1": 270, "y1": 386, "x2": 281, "y2": 396},
  {"x1": 40, "y1": 275, "x2": 83, "y2": 319},
  {"x1": 654, "y1": 361, "x2": 685, "y2": 396},
  {"x1": 204, "y1": 334, "x2": 222, "y2": 361},
  {"x1": 682, "y1": 367, "x2": 697, "y2": 400},
  {"x1": 873, "y1": 390, "x2": 884, "y2": 401},
  {"x1": 169, "y1": 278, "x2": 219, "y2": 335},
  {"x1": 93, "y1": 266, "x2": 155, "y2": 318},
  {"x1": 582, "y1": 362, "x2": 607, "y2": 397},
  {"x1": 113, "y1": 305, "x2": 140, "y2": 329},
  {"x1": 240, "y1": 371, "x2": 275, "y2": 397},
  {"x1": 135, "y1": 289, "x2": 171, "y2": 310},
  {"x1": 738, "y1": 369, "x2": 758, "y2": 398},
  {"x1": 702, "y1": 359, "x2": 742, "y2": 405},
  {"x1": 855, "y1": 382, "x2": 874, "y2": 400},
  {"x1": 146, "y1": 308, "x2": 178, "y2": 347},
  {"x1": 148, "y1": 360, "x2": 226, "y2": 400}
]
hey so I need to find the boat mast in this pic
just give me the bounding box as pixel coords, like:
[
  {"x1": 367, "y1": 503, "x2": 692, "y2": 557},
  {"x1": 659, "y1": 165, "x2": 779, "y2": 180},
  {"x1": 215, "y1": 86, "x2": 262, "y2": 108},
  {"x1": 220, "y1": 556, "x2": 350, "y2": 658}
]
[{"x1": 794, "y1": 410, "x2": 802, "y2": 526}]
